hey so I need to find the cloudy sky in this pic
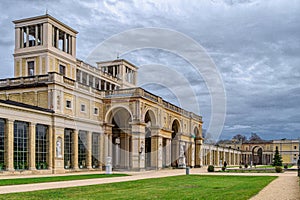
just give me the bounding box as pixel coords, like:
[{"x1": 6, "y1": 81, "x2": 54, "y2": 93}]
[{"x1": 0, "y1": 0, "x2": 299, "y2": 141}]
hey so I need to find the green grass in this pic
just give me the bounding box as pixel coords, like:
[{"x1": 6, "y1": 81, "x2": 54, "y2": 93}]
[
  {"x1": 0, "y1": 175, "x2": 276, "y2": 200},
  {"x1": 0, "y1": 174, "x2": 128, "y2": 186}
]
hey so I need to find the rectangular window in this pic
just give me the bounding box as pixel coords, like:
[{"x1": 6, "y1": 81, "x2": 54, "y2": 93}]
[
  {"x1": 0, "y1": 119, "x2": 5, "y2": 170},
  {"x1": 59, "y1": 64, "x2": 66, "y2": 76},
  {"x1": 82, "y1": 71, "x2": 87, "y2": 85},
  {"x1": 64, "y1": 129, "x2": 73, "y2": 169},
  {"x1": 35, "y1": 124, "x2": 48, "y2": 170},
  {"x1": 14, "y1": 121, "x2": 29, "y2": 170},
  {"x1": 78, "y1": 131, "x2": 87, "y2": 168},
  {"x1": 294, "y1": 146, "x2": 297, "y2": 150},
  {"x1": 94, "y1": 108, "x2": 98, "y2": 115},
  {"x1": 27, "y1": 61, "x2": 35, "y2": 76},
  {"x1": 81, "y1": 104, "x2": 86, "y2": 112},
  {"x1": 89, "y1": 75, "x2": 94, "y2": 87},
  {"x1": 66, "y1": 100, "x2": 72, "y2": 109},
  {"x1": 92, "y1": 133, "x2": 100, "y2": 168},
  {"x1": 76, "y1": 69, "x2": 81, "y2": 82}
]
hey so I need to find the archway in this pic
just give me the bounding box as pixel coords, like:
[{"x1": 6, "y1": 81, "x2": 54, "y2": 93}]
[
  {"x1": 144, "y1": 110, "x2": 156, "y2": 169},
  {"x1": 171, "y1": 119, "x2": 180, "y2": 167},
  {"x1": 193, "y1": 127, "x2": 199, "y2": 166},
  {"x1": 252, "y1": 146, "x2": 263, "y2": 165},
  {"x1": 109, "y1": 107, "x2": 132, "y2": 169}
]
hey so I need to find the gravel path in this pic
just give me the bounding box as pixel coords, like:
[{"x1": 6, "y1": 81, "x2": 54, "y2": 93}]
[
  {"x1": 0, "y1": 168, "x2": 299, "y2": 200},
  {"x1": 250, "y1": 171, "x2": 300, "y2": 200}
]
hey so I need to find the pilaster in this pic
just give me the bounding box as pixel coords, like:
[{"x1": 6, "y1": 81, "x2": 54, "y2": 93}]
[
  {"x1": 73, "y1": 130, "x2": 79, "y2": 170},
  {"x1": 29, "y1": 122, "x2": 36, "y2": 170},
  {"x1": 130, "y1": 121, "x2": 146, "y2": 171},
  {"x1": 86, "y1": 131, "x2": 92, "y2": 169},
  {"x1": 48, "y1": 125, "x2": 53, "y2": 170},
  {"x1": 5, "y1": 119, "x2": 14, "y2": 171}
]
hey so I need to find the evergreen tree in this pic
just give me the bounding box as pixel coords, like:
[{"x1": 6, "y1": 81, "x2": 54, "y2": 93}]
[{"x1": 272, "y1": 147, "x2": 283, "y2": 166}]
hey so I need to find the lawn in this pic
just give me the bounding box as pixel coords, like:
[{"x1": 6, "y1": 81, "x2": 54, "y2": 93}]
[
  {"x1": 0, "y1": 174, "x2": 128, "y2": 186},
  {"x1": 0, "y1": 175, "x2": 276, "y2": 200}
]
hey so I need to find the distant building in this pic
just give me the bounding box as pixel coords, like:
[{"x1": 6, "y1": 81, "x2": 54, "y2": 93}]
[{"x1": 219, "y1": 138, "x2": 299, "y2": 165}]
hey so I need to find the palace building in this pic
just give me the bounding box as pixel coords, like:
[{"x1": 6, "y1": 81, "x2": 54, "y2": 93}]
[{"x1": 0, "y1": 14, "x2": 205, "y2": 174}]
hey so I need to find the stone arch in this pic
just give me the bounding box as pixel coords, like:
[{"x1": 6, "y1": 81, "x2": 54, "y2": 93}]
[
  {"x1": 171, "y1": 119, "x2": 181, "y2": 167},
  {"x1": 171, "y1": 119, "x2": 181, "y2": 138},
  {"x1": 106, "y1": 106, "x2": 133, "y2": 169},
  {"x1": 252, "y1": 146, "x2": 263, "y2": 165},
  {"x1": 144, "y1": 109, "x2": 157, "y2": 169},
  {"x1": 193, "y1": 126, "x2": 200, "y2": 137},
  {"x1": 144, "y1": 108, "x2": 157, "y2": 126},
  {"x1": 105, "y1": 105, "x2": 133, "y2": 124}
]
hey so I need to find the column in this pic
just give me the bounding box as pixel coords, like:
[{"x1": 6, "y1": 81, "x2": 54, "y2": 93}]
[
  {"x1": 195, "y1": 138, "x2": 202, "y2": 167},
  {"x1": 199, "y1": 144, "x2": 203, "y2": 167},
  {"x1": 209, "y1": 147, "x2": 212, "y2": 165},
  {"x1": 72, "y1": 35, "x2": 76, "y2": 56},
  {"x1": 130, "y1": 122, "x2": 146, "y2": 170},
  {"x1": 86, "y1": 131, "x2": 92, "y2": 169},
  {"x1": 217, "y1": 148, "x2": 220, "y2": 166},
  {"x1": 72, "y1": 130, "x2": 79, "y2": 170},
  {"x1": 15, "y1": 27, "x2": 20, "y2": 49},
  {"x1": 56, "y1": 28, "x2": 59, "y2": 48},
  {"x1": 35, "y1": 25, "x2": 38, "y2": 46},
  {"x1": 233, "y1": 152, "x2": 236, "y2": 165},
  {"x1": 29, "y1": 123, "x2": 36, "y2": 170},
  {"x1": 63, "y1": 33, "x2": 67, "y2": 52},
  {"x1": 26, "y1": 26, "x2": 29, "y2": 47},
  {"x1": 48, "y1": 126, "x2": 53, "y2": 170},
  {"x1": 103, "y1": 124, "x2": 113, "y2": 168},
  {"x1": 191, "y1": 143, "x2": 195, "y2": 167},
  {"x1": 20, "y1": 28, "x2": 24, "y2": 48},
  {"x1": 5, "y1": 119, "x2": 14, "y2": 171},
  {"x1": 113, "y1": 66, "x2": 116, "y2": 77},
  {"x1": 103, "y1": 133, "x2": 108, "y2": 166},
  {"x1": 166, "y1": 138, "x2": 171, "y2": 167},
  {"x1": 40, "y1": 24, "x2": 43, "y2": 45}
]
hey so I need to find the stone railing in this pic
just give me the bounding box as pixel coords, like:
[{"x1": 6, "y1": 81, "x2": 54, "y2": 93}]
[
  {"x1": 104, "y1": 87, "x2": 202, "y2": 121},
  {"x1": 77, "y1": 60, "x2": 119, "y2": 82},
  {"x1": 63, "y1": 76, "x2": 75, "y2": 86},
  {"x1": 0, "y1": 74, "x2": 50, "y2": 87}
]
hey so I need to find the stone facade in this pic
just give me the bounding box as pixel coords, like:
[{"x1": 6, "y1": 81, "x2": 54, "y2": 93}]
[
  {"x1": 0, "y1": 14, "x2": 204, "y2": 175},
  {"x1": 219, "y1": 139, "x2": 299, "y2": 165}
]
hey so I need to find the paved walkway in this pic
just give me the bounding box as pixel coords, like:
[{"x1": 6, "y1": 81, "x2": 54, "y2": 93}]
[{"x1": 0, "y1": 168, "x2": 299, "y2": 200}]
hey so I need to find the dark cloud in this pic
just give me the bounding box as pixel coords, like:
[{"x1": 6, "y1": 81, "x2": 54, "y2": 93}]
[{"x1": 0, "y1": 0, "x2": 299, "y2": 140}]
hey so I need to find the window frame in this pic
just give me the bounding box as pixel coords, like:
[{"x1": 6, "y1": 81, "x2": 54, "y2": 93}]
[
  {"x1": 80, "y1": 104, "x2": 86, "y2": 112},
  {"x1": 27, "y1": 60, "x2": 35, "y2": 76},
  {"x1": 66, "y1": 100, "x2": 72, "y2": 109}
]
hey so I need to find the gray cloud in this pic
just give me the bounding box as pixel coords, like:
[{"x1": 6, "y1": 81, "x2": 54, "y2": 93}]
[{"x1": 0, "y1": 0, "x2": 299, "y2": 140}]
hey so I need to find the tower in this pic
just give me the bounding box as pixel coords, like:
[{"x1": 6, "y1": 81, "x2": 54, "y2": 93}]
[{"x1": 13, "y1": 14, "x2": 77, "y2": 80}]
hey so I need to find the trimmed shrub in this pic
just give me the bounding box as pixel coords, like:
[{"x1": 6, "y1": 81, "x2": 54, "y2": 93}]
[
  {"x1": 284, "y1": 164, "x2": 288, "y2": 169},
  {"x1": 239, "y1": 165, "x2": 242, "y2": 169},
  {"x1": 207, "y1": 165, "x2": 214, "y2": 172},
  {"x1": 275, "y1": 166, "x2": 282, "y2": 173},
  {"x1": 244, "y1": 163, "x2": 248, "y2": 168}
]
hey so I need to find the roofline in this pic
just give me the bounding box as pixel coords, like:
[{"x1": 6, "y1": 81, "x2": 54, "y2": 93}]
[
  {"x1": 0, "y1": 100, "x2": 54, "y2": 113},
  {"x1": 96, "y1": 59, "x2": 139, "y2": 69},
  {"x1": 13, "y1": 14, "x2": 78, "y2": 34}
]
